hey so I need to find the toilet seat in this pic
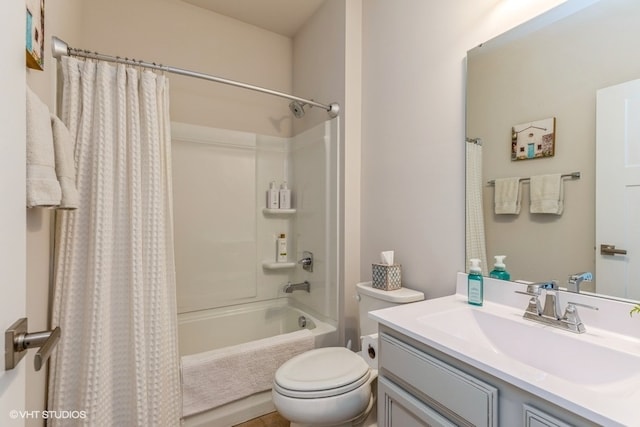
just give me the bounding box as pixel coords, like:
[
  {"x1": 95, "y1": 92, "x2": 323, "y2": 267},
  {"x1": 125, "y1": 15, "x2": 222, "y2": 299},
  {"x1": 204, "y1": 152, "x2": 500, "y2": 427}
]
[{"x1": 274, "y1": 347, "x2": 371, "y2": 399}]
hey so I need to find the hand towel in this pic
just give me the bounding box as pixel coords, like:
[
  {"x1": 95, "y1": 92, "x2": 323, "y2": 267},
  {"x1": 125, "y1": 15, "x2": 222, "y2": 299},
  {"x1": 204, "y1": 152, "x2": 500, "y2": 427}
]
[
  {"x1": 51, "y1": 115, "x2": 79, "y2": 210},
  {"x1": 494, "y1": 177, "x2": 522, "y2": 214},
  {"x1": 26, "y1": 87, "x2": 61, "y2": 208},
  {"x1": 530, "y1": 174, "x2": 564, "y2": 214}
]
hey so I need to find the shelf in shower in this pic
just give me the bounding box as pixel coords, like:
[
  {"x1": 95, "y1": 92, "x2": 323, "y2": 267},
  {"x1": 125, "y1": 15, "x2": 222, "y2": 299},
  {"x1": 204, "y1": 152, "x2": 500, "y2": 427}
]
[
  {"x1": 262, "y1": 261, "x2": 296, "y2": 270},
  {"x1": 262, "y1": 208, "x2": 296, "y2": 215}
]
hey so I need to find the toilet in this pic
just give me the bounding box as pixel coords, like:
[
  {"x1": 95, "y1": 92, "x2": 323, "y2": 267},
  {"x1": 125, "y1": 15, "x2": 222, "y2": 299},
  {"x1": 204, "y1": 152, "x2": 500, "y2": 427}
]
[{"x1": 272, "y1": 282, "x2": 424, "y2": 426}]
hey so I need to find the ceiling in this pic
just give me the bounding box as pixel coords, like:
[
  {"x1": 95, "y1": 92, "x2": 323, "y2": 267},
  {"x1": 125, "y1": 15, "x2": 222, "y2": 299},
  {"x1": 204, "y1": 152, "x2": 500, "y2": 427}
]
[{"x1": 181, "y1": 0, "x2": 326, "y2": 38}]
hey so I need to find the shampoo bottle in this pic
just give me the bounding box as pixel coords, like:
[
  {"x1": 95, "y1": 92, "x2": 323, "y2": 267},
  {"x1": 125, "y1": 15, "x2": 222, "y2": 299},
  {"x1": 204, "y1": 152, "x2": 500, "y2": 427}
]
[
  {"x1": 489, "y1": 255, "x2": 511, "y2": 281},
  {"x1": 267, "y1": 181, "x2": 279, "y2": 209},
  {"x1": 279, "y1": 181, "x2": 291, "y2": 209},
  {"x1": 276, "y1": 233, "x2": 288, "y2": 262},
  {"x1": 468, "y1": 258, "x2": 483, "y2": 306}
]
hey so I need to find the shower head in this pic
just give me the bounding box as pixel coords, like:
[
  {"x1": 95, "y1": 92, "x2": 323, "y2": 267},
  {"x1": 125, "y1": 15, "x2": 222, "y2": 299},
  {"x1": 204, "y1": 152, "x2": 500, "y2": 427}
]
[{"x1": 289, "y1": 101, "x2": 306, "y2": 118}]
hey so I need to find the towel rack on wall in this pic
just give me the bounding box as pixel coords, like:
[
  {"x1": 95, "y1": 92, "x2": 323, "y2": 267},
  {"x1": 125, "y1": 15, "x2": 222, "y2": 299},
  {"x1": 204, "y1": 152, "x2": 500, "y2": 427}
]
[{"x1": 487, "y1": 171, "x2": 581, "y2": 186}]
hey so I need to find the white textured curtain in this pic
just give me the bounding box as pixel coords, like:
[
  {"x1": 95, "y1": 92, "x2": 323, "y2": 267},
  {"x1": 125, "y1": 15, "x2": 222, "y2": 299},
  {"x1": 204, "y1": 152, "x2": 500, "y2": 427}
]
[
  {"x1": 48, "y1": 57, "x2": 181, "y2": 426},
  {"x1": 465, "y1": 141, "x2": 488, "y2": 274}
]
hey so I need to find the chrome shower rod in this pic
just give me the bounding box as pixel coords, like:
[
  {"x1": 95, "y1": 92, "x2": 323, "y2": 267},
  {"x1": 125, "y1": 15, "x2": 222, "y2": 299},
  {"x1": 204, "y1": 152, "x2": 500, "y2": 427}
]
[{"x1": 51, "y1": 36, "x2": 340, "y2": 118}]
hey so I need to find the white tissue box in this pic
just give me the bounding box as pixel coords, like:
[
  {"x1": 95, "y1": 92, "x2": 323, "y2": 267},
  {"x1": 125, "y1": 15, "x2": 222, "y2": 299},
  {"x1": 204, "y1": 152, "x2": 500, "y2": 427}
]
[{"x1": 372, "y1": 264, "x2": 402, "y2": 291}]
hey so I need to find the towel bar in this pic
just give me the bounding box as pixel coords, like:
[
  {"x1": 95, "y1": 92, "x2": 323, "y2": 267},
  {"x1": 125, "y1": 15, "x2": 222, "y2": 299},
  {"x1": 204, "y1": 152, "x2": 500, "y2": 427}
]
[{"x1": 488, "y1": 171, "x2": 580, "y2": 186}]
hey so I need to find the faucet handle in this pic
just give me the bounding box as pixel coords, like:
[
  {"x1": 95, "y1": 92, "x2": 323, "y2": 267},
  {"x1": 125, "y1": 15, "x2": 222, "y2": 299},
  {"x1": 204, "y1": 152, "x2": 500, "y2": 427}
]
[
  {"x1": 566, "y1": 301, "x2": 599, "y2": 311},
  {"x1": 569, "y1": 272, "x2": 593, "y2": 281},
  {"x1": 515, "y1": 288, "x2": 543, "y2": 316},
  {"x1": 515, "y1": 283, "x2": 542, "y2": 296},
  {"x1": 562, "y1": 301, "x2": 599, "y2": 333}
]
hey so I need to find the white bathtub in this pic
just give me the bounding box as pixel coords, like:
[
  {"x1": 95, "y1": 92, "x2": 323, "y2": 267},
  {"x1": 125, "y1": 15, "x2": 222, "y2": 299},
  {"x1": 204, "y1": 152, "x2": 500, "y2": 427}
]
[{"x1": 179, "y1": 298, "x2": 337, "y2": 427}]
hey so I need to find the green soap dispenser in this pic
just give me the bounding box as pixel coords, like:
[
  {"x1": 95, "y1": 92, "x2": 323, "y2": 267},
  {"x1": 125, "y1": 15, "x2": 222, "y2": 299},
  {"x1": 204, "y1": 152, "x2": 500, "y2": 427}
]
[
  {"x1": 468, "y1": 258, "x2": 483, "y2": 306},
  {"x1": 489, "y1": 255, "x2": 511, "y2": 281}
]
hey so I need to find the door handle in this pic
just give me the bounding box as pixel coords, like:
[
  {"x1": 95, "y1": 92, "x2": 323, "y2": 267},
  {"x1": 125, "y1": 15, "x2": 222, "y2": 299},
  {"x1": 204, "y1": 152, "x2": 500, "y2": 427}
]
[
  {"x1": 5, "y1": 318, "x2": 61, "y2": 371},
  {"x1": 600, "y1": 244, "x2": 627, "y2": 256}
]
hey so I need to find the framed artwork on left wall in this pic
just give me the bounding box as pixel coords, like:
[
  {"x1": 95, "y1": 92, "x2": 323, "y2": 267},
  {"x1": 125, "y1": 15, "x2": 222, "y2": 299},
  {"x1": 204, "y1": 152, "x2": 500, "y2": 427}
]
[{"x1": 26, "y1": 0, "x2": 45, "y2": 70}]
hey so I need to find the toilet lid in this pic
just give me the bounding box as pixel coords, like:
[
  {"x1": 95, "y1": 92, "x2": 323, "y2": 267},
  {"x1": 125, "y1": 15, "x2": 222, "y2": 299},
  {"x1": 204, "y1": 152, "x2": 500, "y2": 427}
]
[{"x1": 274, "y1": 347, "x2": 370, "y2": 397}]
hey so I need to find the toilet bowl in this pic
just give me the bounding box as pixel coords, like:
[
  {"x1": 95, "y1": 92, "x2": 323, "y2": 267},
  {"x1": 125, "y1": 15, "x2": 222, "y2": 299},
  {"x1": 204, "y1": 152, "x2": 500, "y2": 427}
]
[
  {"x1": 272, "y1": 282, "x2": 424, "y2": 426},
  {"x1": 272, "y1": 347, "x2": 376, "y2": 426}
]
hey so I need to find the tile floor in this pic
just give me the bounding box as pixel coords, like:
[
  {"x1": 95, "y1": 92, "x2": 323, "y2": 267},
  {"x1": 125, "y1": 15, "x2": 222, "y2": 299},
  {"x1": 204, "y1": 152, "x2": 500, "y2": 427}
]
[{"x1": 233, "y1": 411, "x2": 290, "y2": 427}]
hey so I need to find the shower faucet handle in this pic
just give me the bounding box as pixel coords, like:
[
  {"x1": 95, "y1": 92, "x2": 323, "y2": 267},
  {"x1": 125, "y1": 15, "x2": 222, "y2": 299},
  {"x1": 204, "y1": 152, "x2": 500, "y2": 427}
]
[{"x1": 298, "y1": 251, "x2": 313, "y2": 272}]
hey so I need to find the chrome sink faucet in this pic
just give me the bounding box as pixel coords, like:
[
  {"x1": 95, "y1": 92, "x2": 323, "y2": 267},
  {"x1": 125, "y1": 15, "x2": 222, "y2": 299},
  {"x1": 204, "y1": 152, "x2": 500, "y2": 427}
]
[
  {"x1": 567, "y1": 272, "x2": 593, "y2": 293},
  {"x1": 515, "y1": 281, "x2": 598, "y2": 333}
]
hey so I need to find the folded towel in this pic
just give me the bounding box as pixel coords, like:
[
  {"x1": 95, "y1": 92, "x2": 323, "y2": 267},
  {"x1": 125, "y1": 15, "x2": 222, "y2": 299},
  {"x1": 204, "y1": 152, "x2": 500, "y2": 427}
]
[
  {"x1": 26, "y1": 87, "x2": 61, "y2": 208},
  {"x1": 494, "y1": 177, "x2": 522, "y2": 214},
  {"x1": 51, "y1": 115, "x2": 79, "y2": 210},
  {"x1": 530, "y1": 174, "x2": 564, "y2": 214},
  {"x1": 181, "y1": 328, "x2": 314, "y2": 417}
]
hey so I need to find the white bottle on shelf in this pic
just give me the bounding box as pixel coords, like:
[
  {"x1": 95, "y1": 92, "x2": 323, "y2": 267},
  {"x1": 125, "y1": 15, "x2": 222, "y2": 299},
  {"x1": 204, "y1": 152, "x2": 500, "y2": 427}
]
[
  {"x1": 267, "y1": 181, "x2": 279, "y2": 209},
  {"x1": 276, "y1": 233, "x2": 288, "y2": 262},
  {"x1": 279, "y1": 181, "x2": 291, "y2": 209}
]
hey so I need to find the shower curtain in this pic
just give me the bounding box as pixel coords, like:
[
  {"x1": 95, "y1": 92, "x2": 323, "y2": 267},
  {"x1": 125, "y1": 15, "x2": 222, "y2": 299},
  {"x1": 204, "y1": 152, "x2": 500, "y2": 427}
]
[
  {"x1": 465, "y1": 141, "x2": 488, "y2": 274},
  {"x1": 48, "y1": 57, "x2": 181, "y2": 426}
]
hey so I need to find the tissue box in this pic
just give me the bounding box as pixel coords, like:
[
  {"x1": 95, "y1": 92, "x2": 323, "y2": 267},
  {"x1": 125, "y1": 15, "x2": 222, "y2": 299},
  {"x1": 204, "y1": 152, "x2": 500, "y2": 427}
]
[{"x1": 372, "y1": 263, "x2": 402, "y2": 290}]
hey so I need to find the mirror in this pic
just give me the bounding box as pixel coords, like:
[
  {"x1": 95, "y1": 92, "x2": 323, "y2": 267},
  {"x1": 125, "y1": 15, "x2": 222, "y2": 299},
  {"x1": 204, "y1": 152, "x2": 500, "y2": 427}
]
[{"x1": 466, "y1": 0, "x2": 640, "y2": 301}]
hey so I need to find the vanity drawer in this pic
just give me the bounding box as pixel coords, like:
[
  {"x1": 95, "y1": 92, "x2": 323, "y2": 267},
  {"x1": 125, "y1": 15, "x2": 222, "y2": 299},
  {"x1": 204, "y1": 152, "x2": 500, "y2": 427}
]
[
  {"x1": 380, "y1": 332, "x2": 498, "y2": 427},
  {"x1": 378, "y1": 376, "x2": 457, "y2": 427}
]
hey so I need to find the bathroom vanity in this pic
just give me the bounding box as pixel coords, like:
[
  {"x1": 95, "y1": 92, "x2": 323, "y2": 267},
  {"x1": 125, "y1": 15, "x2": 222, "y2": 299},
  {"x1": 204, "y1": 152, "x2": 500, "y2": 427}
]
[{"x1": 371, "y1": 274, "x2": 640, "y2": 427}]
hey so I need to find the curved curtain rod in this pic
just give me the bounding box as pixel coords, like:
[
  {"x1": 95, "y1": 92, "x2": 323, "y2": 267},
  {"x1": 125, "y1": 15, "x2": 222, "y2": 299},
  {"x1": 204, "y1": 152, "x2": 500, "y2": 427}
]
[{"x1": 51, "y1": 36, "x2": 340, "y2": 118}]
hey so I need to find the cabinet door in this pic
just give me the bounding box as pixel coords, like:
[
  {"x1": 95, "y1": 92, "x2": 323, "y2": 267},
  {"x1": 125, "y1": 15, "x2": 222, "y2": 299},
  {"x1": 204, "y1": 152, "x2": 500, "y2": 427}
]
[
  {"x1": 378, "y1": 377, "x2": 457, "y2": 427},
  {"x1": 380, "y1": 333, "x2": 498, "y2": 426},
  {"x1": 523, "y1": 404, "x2": 574, "y2": 427}
]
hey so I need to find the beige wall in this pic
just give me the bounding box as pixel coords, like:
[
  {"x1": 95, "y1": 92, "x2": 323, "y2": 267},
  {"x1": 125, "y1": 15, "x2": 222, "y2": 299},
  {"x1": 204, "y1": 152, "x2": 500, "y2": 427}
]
[
  {"x1": 80, "y1": 0, "x2": 293, "y2": 138},
  {"x1": 360, "y1": 0, "x2": 567, "y2": 300},
  {"x1": 468, "y1": 1, "x2": 640, "y2": 284}
]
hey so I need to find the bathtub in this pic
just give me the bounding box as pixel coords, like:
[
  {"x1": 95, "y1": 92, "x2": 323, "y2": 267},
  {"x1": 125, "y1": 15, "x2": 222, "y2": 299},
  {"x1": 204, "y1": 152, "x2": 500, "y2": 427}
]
[{"x1": 179, "y1": 298, "x2": 337, "y2": 427}]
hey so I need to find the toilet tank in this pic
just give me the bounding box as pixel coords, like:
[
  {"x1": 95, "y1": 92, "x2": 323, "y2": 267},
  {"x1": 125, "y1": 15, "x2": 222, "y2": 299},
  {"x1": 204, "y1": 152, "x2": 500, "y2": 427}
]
[{"x1": 356, "y1": 281, "x2": 424, "y2": 336}]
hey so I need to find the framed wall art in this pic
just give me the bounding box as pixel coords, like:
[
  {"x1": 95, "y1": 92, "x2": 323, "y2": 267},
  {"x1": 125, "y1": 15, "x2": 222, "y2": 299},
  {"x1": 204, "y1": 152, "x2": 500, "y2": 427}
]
[
  {"x1": 511, "y1": 117, "x2": 555, "y2": 161},
  {"x1": 26, "y1": 0, "x2": 45, "y2": 70}
]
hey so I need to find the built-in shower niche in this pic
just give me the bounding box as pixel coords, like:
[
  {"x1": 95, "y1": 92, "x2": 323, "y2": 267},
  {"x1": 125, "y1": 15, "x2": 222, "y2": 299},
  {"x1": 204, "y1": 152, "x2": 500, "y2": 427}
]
[{"x1": 171, "y1": 120, "x2": 337, "y2": 322}]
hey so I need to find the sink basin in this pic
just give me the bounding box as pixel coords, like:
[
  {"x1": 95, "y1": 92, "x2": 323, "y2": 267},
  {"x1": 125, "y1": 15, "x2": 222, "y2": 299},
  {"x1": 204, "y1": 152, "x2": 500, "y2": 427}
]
[{"x1": 416, "y1": 305, "x2": 640, "y2": 391}]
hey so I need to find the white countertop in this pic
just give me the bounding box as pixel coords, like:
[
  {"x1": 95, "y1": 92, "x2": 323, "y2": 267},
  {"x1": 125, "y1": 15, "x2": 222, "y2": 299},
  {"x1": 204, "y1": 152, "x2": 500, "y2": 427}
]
[{"x1": 369, "y1": 273, "x2": 640, "y2": 427}]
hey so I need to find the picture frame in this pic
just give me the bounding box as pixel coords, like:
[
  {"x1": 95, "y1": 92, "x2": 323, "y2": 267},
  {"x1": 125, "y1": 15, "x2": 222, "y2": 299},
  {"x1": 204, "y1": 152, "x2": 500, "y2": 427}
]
[
  {"x1": 511, "y1": 117, "x2": 556, "y2": 161},
  {"x1": 26, "y1": 0, "x2": 45, "y2": 70}
]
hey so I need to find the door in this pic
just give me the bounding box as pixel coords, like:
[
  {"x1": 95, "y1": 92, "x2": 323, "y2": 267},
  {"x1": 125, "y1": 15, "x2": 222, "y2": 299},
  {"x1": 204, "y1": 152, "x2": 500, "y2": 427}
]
[
  {"x1": 596, "y1": 79, "x2": 640, "y2": 299},
  {"x1": 0, "y1": 1, "x2": 28, "y2": 426}
]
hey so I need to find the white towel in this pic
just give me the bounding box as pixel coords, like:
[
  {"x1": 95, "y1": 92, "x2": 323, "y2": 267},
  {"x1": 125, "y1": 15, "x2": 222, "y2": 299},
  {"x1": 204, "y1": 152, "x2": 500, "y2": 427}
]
[
  {"x1": 50, "y1": 115, "x2": 79, "y2": 210},
  {"x1": 26, "y1": 87, "x2": 61, "y2": 208},
  {"x1": 181, "y1": 328, "x2": 314, "y2": 417},
  {"x1": 530, "y1": 174, "x2": 564, "y2": 214},
  {"x1": 494, "y1": 177, "x2": 522, "y2": 214}
]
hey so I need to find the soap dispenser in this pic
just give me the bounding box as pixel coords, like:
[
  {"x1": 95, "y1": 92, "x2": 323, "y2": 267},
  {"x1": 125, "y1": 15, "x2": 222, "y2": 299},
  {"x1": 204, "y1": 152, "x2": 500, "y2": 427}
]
[
  {"x1": 267, "y1": 181, "x2": 279, "y2": 209},
  {"x1": 489, "y1": 255, "x2": 511, "y2": 281},
  {"x1": 468, "y1": 258, "x2": 483, "y2": 306},
  {"x1": 279, "y1": 181, "x2": 291, "y2": 209}
]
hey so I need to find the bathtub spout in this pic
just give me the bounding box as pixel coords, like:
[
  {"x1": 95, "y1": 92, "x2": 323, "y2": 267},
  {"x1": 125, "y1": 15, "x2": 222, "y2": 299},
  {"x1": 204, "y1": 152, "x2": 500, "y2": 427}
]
[{"x1": 284, "y1": 281, "x2": 310, "y2": 293}]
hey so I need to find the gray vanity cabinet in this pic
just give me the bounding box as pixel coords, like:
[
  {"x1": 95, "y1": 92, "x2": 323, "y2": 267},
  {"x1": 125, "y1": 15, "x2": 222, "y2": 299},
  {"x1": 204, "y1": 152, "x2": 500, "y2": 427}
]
[
  {"x1": 377, "y1": 325, "x2": 601, "y2": 427},
  {"x1": 378, "y1": 330, "x2": 498, "y2": 427}
]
